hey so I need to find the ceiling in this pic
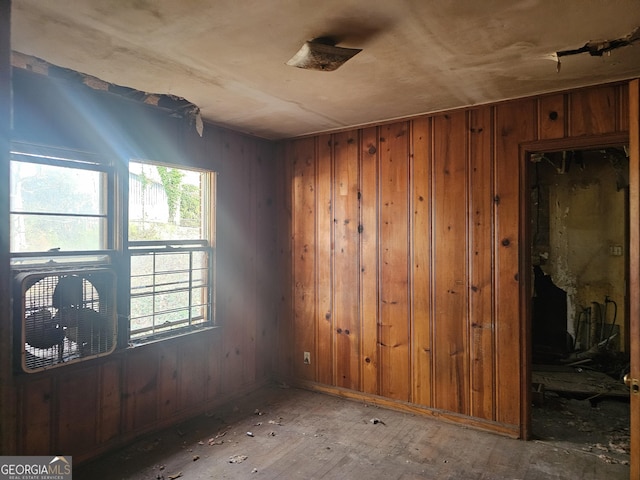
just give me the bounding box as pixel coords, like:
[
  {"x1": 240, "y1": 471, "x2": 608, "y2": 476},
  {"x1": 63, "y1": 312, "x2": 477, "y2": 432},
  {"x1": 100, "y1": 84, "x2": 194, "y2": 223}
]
[{"x1": 10, "y1": 0, "x2": 640, "y2": 140}]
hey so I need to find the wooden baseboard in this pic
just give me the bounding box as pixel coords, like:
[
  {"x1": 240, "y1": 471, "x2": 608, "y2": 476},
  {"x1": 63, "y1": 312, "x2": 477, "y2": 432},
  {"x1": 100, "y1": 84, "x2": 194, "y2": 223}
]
[{"x1": 289, "y1": 379, "x2": 521, "y2": 439}]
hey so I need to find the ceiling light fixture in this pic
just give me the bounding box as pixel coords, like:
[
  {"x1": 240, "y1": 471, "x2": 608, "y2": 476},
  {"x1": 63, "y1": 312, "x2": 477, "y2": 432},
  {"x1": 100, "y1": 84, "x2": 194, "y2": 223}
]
[{"x1": 286, "y1": 37, "x2": 362, "y2": 71}]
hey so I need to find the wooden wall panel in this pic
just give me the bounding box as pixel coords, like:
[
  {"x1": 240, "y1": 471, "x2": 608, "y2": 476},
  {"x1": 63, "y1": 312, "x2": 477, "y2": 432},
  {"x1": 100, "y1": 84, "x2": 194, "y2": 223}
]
[
  {"x1": 537, "y1": 94, "x2": 566, "y2": 140},
  {"x1": 18, "y1": 378, "x2": 52, "y2": 455},
  {"x1": 179, "y1": 338, "x2": 208, "y2": 409},
  {"x1": 276, "y1": 141, "x2": 294, "y2": 379},
  {"x1": 316, "y1": 135, "x2": 334, "y2": 385},
  {"x1": 292, "y1": 137, "x2": 317, "y2": 381},
  {"x1": 206, "y1": 333, "x2": 222, "y2": 399},
  {"x1": 412, "y1": 117, "x2": 432, "y2": 407},
  {"x1": 468, "y1": 107, "x2": 496, "y2": 420},
  {"x1": 378, "y1": 122, "x2": 411, "y2": 401},
  {"x1": 124, "y1": 350, "x2": 159, "y2": 431},
  {"x1": 98, "y1": 360, "x2": 122, "y2": 444},
  {"x1": 278, "y1": 83, "x2": 629, "y2": 436},
  {"x1": 569, "y1": 85, "x2": 617, "y2": 136},
  {"x1": 432, "y1": 112, "x2": 469, "y2": 414},
  {"x1": 333, "y1": 131, "x2": 361, "y2": 390},
  {"x1": 158, "y1": 342, "x2": 179, "y2": 419},
  {"x1": 219, "y1": 131, "x2": 258, "y2": 391},
  {"x1": 627, "y1": 78, "x2": 639, "y2": 480},
  {"x1": 58, "y1": 369, "x2": 99, "y2": 456},
  {"x1": 619, "y1": 84, "x2": 630, "y2": 133},
  {"x1": 254, "y1": 140, "x2": 277, "y2": 381},
  {"x1": 360, "y1": 127, "x2": 380, "y2": 395},
  {"x1": 494, "y1": 99, "x2": 536, "y2": 425},
  {"x1": 242, "y1": 138, "x2": 258, "y2": 388}
]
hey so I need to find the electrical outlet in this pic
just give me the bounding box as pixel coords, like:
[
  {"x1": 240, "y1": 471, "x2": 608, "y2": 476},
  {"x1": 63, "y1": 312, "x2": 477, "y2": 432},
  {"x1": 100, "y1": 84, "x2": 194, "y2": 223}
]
[{"x1": 303, "y1": 351, "x2": 311, "y2": 365}]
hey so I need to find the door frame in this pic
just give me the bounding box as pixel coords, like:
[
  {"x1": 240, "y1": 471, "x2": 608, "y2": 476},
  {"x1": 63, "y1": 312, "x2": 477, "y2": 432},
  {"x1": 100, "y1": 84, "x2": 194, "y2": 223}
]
[
  {"x1": 629, "y1": 78, "x2": 639, "y2": 480},
  {"x1": 519, "y1": 132, "x2": 629, "y2": 441}
]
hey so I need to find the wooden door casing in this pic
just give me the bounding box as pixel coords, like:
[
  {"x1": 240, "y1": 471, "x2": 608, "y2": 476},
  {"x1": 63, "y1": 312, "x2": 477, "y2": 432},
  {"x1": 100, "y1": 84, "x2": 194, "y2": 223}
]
[{"x1": 628, "y1": 78, "x2": 639, "y2": 480}]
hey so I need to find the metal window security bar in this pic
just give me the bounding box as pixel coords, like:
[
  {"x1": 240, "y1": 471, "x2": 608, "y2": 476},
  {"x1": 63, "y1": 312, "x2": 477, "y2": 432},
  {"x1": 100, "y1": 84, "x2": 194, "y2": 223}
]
[{"x1": 129, "y1": 240, "x2": 213, "y2": 341}]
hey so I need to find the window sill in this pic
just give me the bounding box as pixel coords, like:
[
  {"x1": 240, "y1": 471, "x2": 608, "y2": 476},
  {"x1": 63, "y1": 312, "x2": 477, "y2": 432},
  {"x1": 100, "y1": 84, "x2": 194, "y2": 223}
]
[{"x1": 127, "y1": 325, "x2": 221, "y2": 349}]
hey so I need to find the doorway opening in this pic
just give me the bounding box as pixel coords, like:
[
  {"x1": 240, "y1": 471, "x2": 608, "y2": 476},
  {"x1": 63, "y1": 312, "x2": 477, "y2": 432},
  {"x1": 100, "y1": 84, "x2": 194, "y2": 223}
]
[{"x1": 528, "y1": 146, "x2": 630, "y2": 463}]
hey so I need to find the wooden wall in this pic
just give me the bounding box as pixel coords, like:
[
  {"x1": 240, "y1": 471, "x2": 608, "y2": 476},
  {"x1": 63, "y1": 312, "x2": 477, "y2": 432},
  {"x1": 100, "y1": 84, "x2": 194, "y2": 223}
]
[
  {"x1": 275, "y1": 83, "x2": 630, "y2": 436},
  {"x1": 4, "y1": 68, "x2": 277, "y2": 462}
]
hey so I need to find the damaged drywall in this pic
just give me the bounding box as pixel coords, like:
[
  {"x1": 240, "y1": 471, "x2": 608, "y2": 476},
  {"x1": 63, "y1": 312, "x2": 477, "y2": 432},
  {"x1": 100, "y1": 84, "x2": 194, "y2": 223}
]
[{"x1": 532, "y1": 149, "x2": 628, "y2": 352}]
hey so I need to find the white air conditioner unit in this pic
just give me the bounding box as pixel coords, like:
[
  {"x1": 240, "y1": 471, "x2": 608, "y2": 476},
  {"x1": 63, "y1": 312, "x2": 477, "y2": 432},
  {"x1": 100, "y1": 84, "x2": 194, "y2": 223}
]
[{"x1": 13, "y1": 268, "x2": 117, "y2": 373}]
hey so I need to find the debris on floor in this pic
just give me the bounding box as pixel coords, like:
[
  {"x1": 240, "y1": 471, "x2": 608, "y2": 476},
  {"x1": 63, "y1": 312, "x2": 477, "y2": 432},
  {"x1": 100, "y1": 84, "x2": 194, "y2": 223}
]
[
  {"x1": 532, "y1": 390, "x2": 630, "y2": 465},
  {"x1": 74, "y1": 384, "x2": 629, "y2": 480},
  {"x1": 532, "y1": 366, "x2": 629, "y2": 401},
  {"x1": 228, "y1": 454, "x2": 248, "y2": 464}
]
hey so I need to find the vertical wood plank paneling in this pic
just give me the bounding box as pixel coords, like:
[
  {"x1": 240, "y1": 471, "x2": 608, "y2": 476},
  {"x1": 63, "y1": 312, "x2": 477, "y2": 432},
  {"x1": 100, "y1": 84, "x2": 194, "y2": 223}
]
[
  {"x1": 411, "y1": 117, "x2": 433, "y2": 407},
  {"x1": 432, "y1": 112, "x2": 469, "y2": 414},
  {"x1": 537, "y1": 94, "x2": 566, "y2": 140},
  {"x1": 569, "y1": 85, "x2": 617, "y2": 136},
  {"x1": 243, "y1": 138, "x2": 258, "y2": 387},
  {"x1": 494, "y1": 99, "x2": 536, "y2": 426},
  {"x1": 218, "y1": 133, "x2": 245, "y2": 391},
  {"x1": 207, "y1": 333, "x2": 222, "y2": 399},
  {"x1": 316, "y1": 134, "x2": 334, "y2": 385},
  {"x1": 98, "y1": 360, "x2": 122, "y2": 444},
  {"x1": 333, "y1": 130, "x2": 361, "y2": 390},
  {"x1": 360, "y1": 127, "x2": 380, "y2": 395},
  {"x1": 219, "y1": 131, "x2": 257, "y2": 390},
  {"x1": 254, "y1": 141, "x2": 277, "y2": 382},
  {"x1": 18, "y1": 378, "x2": 52, "y2": 455},
  {"x1": 158, "y1": 342, "x2": 179, "y2": 419},
  {"x1": 619, "y1": 83, "x2": 630, "y2": 133},
  {"x1": 276, "y1": 141, "x2": 294, "y2": 379},
  {"x1": 379, "y1": 122, "x2": 411, "y2": 401},
  {"x1": 469, "y1": 107, "x2": 496, "y2": 420},
  {"x1": 124, "y1": 350, "x2": 158, "y2": 431},
  {"x1": 179, "y1": 337, "x2": 208, "y2": 409},
  {"x1": 293, "y1": 137, "x2": 317, "y2": 381},
  {"x1": 627, "y1": 78, "x2": 640, "y2": 480},
  {"x1": 58, "y1": 369, "x2": 99, "y2": 456}
]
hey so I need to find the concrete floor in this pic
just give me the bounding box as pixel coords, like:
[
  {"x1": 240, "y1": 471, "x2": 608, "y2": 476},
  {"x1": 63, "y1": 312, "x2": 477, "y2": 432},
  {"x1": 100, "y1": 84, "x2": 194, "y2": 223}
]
[{"x1": 75, "y1": 384, "x2": 629, "y2": 479}]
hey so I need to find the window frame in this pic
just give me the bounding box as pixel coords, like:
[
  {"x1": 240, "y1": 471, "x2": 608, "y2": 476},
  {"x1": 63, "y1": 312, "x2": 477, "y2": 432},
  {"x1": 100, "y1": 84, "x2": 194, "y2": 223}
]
[
  {"x1": 125, "y1": 160, "x2": 217, "y2": 344},
  {"x1": 9, "y1": 142, "x2": 217, "y2": 353},
  {"x1": 9, "y1": 141, "x2": 115, "y2": 263}
]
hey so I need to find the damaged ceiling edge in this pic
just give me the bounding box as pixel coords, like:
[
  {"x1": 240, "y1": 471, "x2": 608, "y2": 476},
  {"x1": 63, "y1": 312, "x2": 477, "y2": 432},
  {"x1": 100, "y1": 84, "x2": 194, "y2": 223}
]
[
  {"x1": 554, "y1": 26, "x2": 640, "y2": 72},
  {"x1": 11, "y1": 51, "x2": 204, "y2": 136}
]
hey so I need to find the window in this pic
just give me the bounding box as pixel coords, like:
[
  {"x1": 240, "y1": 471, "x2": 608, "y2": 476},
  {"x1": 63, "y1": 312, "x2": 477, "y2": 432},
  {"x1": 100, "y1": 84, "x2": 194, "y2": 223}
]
[
  {"x1": 9, "y1": 143, "x2": 117, "y2": 371},
  {"x1": 9, "y1": 143, "x2": 216, "y2": 359},
  {"x1": 9, "y1": 143, "x2": 113, "y2": 262},
  {"x1": 128, "y1": 161, "x2": 215, "y2": 341}
]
